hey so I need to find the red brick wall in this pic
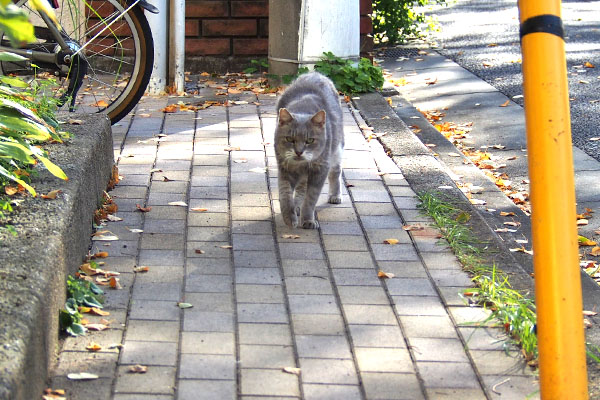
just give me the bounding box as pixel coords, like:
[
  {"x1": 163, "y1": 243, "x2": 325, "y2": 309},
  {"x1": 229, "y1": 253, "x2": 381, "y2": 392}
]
[
  {"x1": 185, "y1": 0, "x2": 268, "y2": 58},
  {"x1": 184, "y1": 0, "x2": 374, "y2": 70}
]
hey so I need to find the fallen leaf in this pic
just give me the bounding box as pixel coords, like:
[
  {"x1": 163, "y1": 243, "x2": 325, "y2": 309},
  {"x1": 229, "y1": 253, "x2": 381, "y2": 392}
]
[
  {"x1": 161, "y1": 104, "x2": 179, "y2": 113},
  {"x1": 191, "y1": 207, "x2": 208, "y2": 212},
  {"x1": 495, "y1": 228, "x2": 518, "y2": 233},
  {"x1": 195, "y1": 249, "x2": 205, "y2": 254},
  {"x1": 591, "y1": 247, "x2": 600, "y2": 257},
  {"x1": 383, "y1": 238, "x2": 399, "y2": 245},
  {"x1": 106, "y1": 214, "x2": 123, "y2": 222},
  {"x1": 282, "y1": 234, "x2": 301, "y2": 239},
  {"x1": 93, "y1": 100, "x2": 109, "y2": 107},
  {"x1": 220, "y1": 245, "x2": 233, "y2": 249},
  {"x1": 378, "y1": 270, "x2": 395, "y2": 279},
  {"x1": 109, "y1": 277, "x2": 122, "y2": 289},
  {"x1": 136, "y1": 204, "x2": 152, "y2": 213},
  {"x1": 86, "y1": 323, "x2": 109, "y2": 331},
  {"x1": 85, "y1": 343, "x2": 102, "y2": 352},
  {"x1": 68, "y1": 118, "x2": 84, "y2": 125},
  {"x1": 499, "y1": 100, "x2": 510, "y2": 107},
  {"x1": 129, "y1": 364, "x2": 148, "y2": 373},
  {"x1": 579, "y1": 235, "x2": 597, "y2": 246},
  {"x1": 402, "y1": 225, "x2": 424, "y2": 231},
  {"x1": 134, "y1": 266, "x2": 150, "y2": 273},
  {"x1": 4, "y1": 186, "x2": 18, "y2": 195},
  {"x1": 504, "y1": 221, "x2": 521, "y2": 227},
  {"x1": 234, "y1": 159, "x2": 248, "y2": 164},
  {"x1": 42, "y1": 388, "x2": 66, "y2": 400},
  {"x1": 584, "y1": 318, "x2": 593, "y2": 328},
  {"x1": 41, "y1": 190, "x2": 61, "y2": 200},
  {"x1": 168, "y1": 201, "x2": 188, "y2": 207},
  {"x1": 577, "y1": 219, "x2": 589, "y2": 226},
  {"x1": 79, "y1": 263, "x2": 99, "y2": 276},
  {"x1": 162, "y1": 176, "x2": 173, "y2": 182},
  {"x1": 89, "y1": 307, "x2": 110, "y2": 316},
  {"x1": 177, "y1": 302, "x2": 193, "y2": 309},
  {"x1": 92, "y1": 252, "x2": 109, "y2": 259},
  {"x1": 224, "y1": 146, "x2": 241, "y2": 152},
  {"x1": 584, "y1": 310, "x2": 598, "y2": 316},
  {"x1": 584, "y1": 62, "x2": 595, "y2": 68},
  {"x1": 127, "y1": 228, "x2": 144, "y2": 233},
  {"x1": 92, "y1": 234, "x2": 119, "y2": 241},
  {"x1": 67, "y1": 372, "x2": 99, "y2": 380},
  {"x1": 500, "y1": 211, "x2": 516, "y2": 217},
  {"x1": 282, "y1": 367, "x2": 301, "y2": 375},
  {"x1": 510, "y1": 247, "x2": 533, "y2": 255}
]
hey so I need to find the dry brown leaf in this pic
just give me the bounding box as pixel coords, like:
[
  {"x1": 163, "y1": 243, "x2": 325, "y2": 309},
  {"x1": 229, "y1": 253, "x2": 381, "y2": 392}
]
[
  {"x1": 579, "y1": 235, "x2": 597, "y2": 246},
  {"x1": 86, "y1": 323, "x2": 109, "y2": 331},
  {"x1": 195, "y1": 249, "x2": 205, "y2": 254},
  {"x1": 168, "y1": 201, "x2": 188, "y2": 207},
  {"x1": 92, "y1": 251, "x2": 109, "y2": 259},
  {"x1": 504, "y1": 221, "x2": 521, "y2": 227},
  {"x1": 224, "y1": 146, "x2": 241, "y2": 152},
  {"x1": 499, "y1": 211, "x2": 516, "y2": 217},
  {"x1": 134, "y1": 266, "x2": 150, "y2": 273},
  {"x1": 5, "y1": 186, "x2": 18, "y2": 195},
  {"x1": 584, "y1": 310, "x2": 598, "y2": 316},
  {"x1": 282, "y1": 367, "x2": 301, "y2": 375},
  {"x1": 191, "y1": 207, "x2": 208, "y2": 212},
  {"x1": 220, "y1": 245, "x2": 233, "y2": 249},
  {"x1": 129, "y1": 364, "x2": 148, "y2": 373},
  {"x1": 402, "y1": 224, "x2": 424, "y2": 231},
  {"x1": 85, "y1": 342, "x2": 102, "y2": 352},
  {"x1": 161, "y1": 104, "x2": 179, "y2": 113},
  {"x1": 378, "y1": 270, "x2": 395, "y2": 279},
  {"x1": 79, "y1": 263, "x2": 99, "y2": 276},
  {"x1": 67, "y1": 372, "x2": 99, "y2": 380},
  {"x1": 41, "y1": 189, "x2": 61, "y2": 200},
  {"x1": 584, "y1": 62, "x2": 595, "y2": 68},
  {"x1": 577, "y1": 219, "x2": 589, "y2": 226},
  {"x1": 136, "y1": 204, "x2": 152, "y2": 213},
  {"x1": 93, "y1": 100, "x2": 109, "y2": 107},
  {"x1": 282, "y1": 234, "x2": 301, "y2": 239},
  {"x1": 383, "y1": 238, "x2": 399, "y2": 245},
  {"x1": 109, "y1": 277, "x2": 122, "y2": 289},
  {"x1": 88, "y1": 307, "x2": 110, "y2": 316},
  {"x1": 499, "y1": 100, "x2": 510, "y2": 107}
]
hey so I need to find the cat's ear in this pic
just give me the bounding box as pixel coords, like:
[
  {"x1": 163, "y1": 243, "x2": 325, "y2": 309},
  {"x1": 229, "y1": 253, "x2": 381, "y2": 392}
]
[
  {"x1": 311, "y1": 110, "x2": 326, "y2": 128},
  {"x1": 279, "y1": 108, "x2": 294, "y2": 126}
]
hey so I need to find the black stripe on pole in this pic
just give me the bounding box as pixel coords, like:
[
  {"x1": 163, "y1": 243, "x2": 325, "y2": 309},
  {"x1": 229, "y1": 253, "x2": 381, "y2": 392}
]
[{"x1": 520, "y1": 14, "x2": 564, "y2": 40}]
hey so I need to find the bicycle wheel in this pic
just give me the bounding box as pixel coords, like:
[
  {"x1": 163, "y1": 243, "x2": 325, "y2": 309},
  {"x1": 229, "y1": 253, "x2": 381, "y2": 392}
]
[{"x1": 2, "y1": 0, "x2": 153, "y2": 124}]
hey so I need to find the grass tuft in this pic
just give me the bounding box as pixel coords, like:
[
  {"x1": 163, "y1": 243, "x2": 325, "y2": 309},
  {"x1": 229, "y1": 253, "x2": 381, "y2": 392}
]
[{"x1": 417, "y1": 192, "x2": 538, "y2": 364}]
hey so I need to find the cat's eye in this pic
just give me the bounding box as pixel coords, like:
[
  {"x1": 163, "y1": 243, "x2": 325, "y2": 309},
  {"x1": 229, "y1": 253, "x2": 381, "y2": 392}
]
[
  {"x1": 306, "y1": 138, "x2": 315, "y2": 144},
  {"x1": 285, "y1": 136, "x2": 294, "y2": 143}
]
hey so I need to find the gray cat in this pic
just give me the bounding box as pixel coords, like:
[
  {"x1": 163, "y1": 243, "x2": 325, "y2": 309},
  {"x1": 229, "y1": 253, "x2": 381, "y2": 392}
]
[{"x1": 275, "y1": 72, "x2": 345, "y2": 229}]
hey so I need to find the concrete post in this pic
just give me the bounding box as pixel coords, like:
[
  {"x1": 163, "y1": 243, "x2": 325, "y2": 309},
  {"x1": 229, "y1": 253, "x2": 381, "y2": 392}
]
[
  {"x1": 268, "y1": 0, "x2": 302, "y2": 76},
  {"x1": 170, "y1": 0, "x2": 185, "y2": 95},
  {"x1": 146, "y1": 0, "x2": 167, "y2": 94}
]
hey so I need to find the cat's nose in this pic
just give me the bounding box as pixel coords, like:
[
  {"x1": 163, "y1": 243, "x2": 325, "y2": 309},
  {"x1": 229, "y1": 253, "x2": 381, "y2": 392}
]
[{"x1": 295, "y1": 150, "x2": 302, "y2": 156}]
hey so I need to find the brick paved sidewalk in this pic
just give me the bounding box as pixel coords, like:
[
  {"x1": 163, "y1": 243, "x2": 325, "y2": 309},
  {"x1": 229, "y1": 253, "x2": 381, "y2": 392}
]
[{"x1": 49, "y1": 80, "x2": 539, "y2": 399}]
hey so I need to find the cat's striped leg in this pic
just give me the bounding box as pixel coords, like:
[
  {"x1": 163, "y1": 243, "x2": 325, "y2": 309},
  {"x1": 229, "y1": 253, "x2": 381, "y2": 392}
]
[
  {"x1": 278, "y1": 175, "x2": 298, "y2": 228},
  {"x1": 327, "y1": 164, "x2": 342, "y2": 204}
]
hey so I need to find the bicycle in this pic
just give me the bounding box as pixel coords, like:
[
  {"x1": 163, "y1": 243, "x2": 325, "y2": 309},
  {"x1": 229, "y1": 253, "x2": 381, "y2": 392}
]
[{"x1": 0, "y1": 0, "x2": 158, "y2": 124}]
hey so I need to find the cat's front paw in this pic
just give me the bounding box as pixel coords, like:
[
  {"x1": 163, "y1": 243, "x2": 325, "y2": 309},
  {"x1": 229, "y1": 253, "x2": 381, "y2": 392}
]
[
  {"x1": 282, "y1": 212, "x2": 298, "y2": 228},
  {"x1": 301, "y1": 219, "x2": 319, "y2": 229},
  {"x1": 328, "y1": 195, "x2": 342, "y2": 204},
  {"x1": 294, "y1": 205, "x2": 301, "y2": 216}
]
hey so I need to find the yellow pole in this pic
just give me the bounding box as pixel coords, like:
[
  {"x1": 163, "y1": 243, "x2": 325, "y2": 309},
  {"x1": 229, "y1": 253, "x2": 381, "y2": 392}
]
[{"x1": 518, "y1": 0, "x2": 588, "y2": 398}]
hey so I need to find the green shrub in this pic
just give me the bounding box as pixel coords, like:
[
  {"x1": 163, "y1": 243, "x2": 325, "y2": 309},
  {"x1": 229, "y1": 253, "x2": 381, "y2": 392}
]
[
  {"x1": 312, "y1": 52, "x2": 384, "y2": 95},
  {"x1": 372, "y1": 0, "x2": 447, "y2": 45}
]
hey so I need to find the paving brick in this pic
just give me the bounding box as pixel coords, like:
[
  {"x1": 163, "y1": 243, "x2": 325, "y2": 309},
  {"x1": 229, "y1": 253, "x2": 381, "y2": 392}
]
[
  {"x1": 348, "y1": 324, "x2": 406, "y2": 348},
  {"x1": 178, "y1": 380, "x2": 235, "y2": 400},
  {"x1": 147, "y1": 192, "x2": 187, "y2": 206},
  {"x1": 385, "y1": 278, "x2": 437, "y2": 296},
  {"x1": 355, "y1": 347, "x2": 413, "y2": 373},
  {"x1": 417, "y1": 362, "x2": 480, "y2": 389},
  {"x1": 180, "y1": 331, "x2": 235, "y2": 354},
  {"x1": 291, "y1": 313, "x2": 345, "y2": 336},
  {"x1": 338, "y1": 286, "x2": 389, "y2": 305},
  {"x1": 149, "y1": 180, "x2": 188, "y2": 193},
  {"x1": 448, "y1": 306, "x2": 492, "y2": 326},
  {"x1": 186, "y1": 272, "x2": 233, "y2": 293},
  {"x1": 285, "y1": 276, "x2": 333, "y2": 295},
  {"x1": 295, "y1": 335, "x2": 352, "y2": 359},
  {"x1": 240, "y1": 369, "x2": 300, "y2": 397},
  {"x1": 233, "y1": 233, "x2": 276, "y2": 251},
  {"x1": 281, "y1": 259, "x2": 329, "y2": 277},
  {"x1": 141, "y1": 233, "x2": 185, "y2": 250},
  {"x1": 231, "y1": 193, "x2": 270, "y2": 207},
  {"x1": 189, "y1": 186, "x2": 229, "y2": 199},
  {"x1": 55, "y1": 351, "x2": 119, "y2": 378},
  {"x1": 279, "y1": 242, "x2": 324, "y2": 260},
  {"x1": 378, "y1": 261, "x2": 428, "y2": 278},
  {"x1": 143, "y1": 205, "x2": 187, "y2": 220},
  {"x1": 319, "y1": 221, "x2": 363, "y2": 235},
  {"x1": 322, "y1": 234, "x2": 369, "y2": 251},
  {"x1": 288, "y1": 294, "x2": 340, "y2": 315},
  {"x1": 371, "y1": 243, "x2": 420, "y2": 261},
  {"x1": 183, "y1": 311, "x2": 235, "y2": 332},
  {"x1": 421, "y1": 252, "x2": 463, "y2": 270},
  {"x1": 361, "y1": 215, "x2": 404, "y2": 229},
  {"x1": 393, "y1": 196, "x2": 419, "y2": 210},
  {"x1": 188, "y1": 212, "x2": 229, "y2": 226},
  {"x1": 187, "y1": 226, "x2": 230, "y2": 241},
  {"x1": 393, "y1": 296, "x2": 448, "y2": 316},
  {"x1": 129, "y1": 299, "x2": 180, "y2": 321},
  {"x1": 469, "y1": 349, "x2": 533, "y2": 376},
  {"x1": 238, "y1": 323, "x2": 293, "y2": 345},
  {"x1": 179, "y1": 354, "x2": 235, "y2": 379},
  {"x1": 328, "y1": 251, "x2": 375, "y2": 269},
  {"x1": 482, "y1": 375, "x2": 540, "y2": 399},
  {"x1": 235, "y1": 267, "x2": 282, "y2": 284},
  {"x1": 316, "y1": 207, "x2": 358, "y2": 222},
  {"x1": 231, "y1": 206, "x2": 272, "y2": 221},
  {"x1": 132, "y1": 281, "x2": 182, "y2": 301},
  {"x1": 424, "y1": 388, "x2": 488, "y2": 399},
  {"x1": 236, "y1": 284, "x2": 285, "y2": 303},
  {"x1": 114, "y1": 366, "x2": 176, "y2": 395},
  {"x1": 429, "y1": 268, "x2": 475, "y2": 287},
  {"x1": 438, "y1": 287, "x2": 470, "y2": 306},
  {"x1": 187, "y1": 242, "x2": 232, "y2": 259},
  {"x1": 361, "y1": 372, "x2": 424, "y2": 400},
  {"x1": 410, "y1": 337, "x2": 469, "y2": 362},
  {"x1": 234, "y1": 250, "x2": 278, "y2": 268},
  {"x1": 193, "y1": 154, "x2": 229, "y2": 166},
  {"x1": 276, "y1": 225, "x2": 321, "y2": 243},
  {"x1": 232, "y1": 220, "x2": 273, "y2": 234},
  {"x1": 113, "y1": 394, "x2": 172, "y2": 400},
  {"x1": 189, "y1": 198, "x2": 229, "y2": 212},
  {"x1": 332, "y1": 268, "x2": 381, "y2": 286},
  {"x1": 458, "y1": 327, "x2": 513, "y2": 352},
  {"x1": 138, "y1": 250, "x2": 184, "y2": 267},
  {"x1": 299, "y1": 358, "x2": 359, "y2": 384},
  {"x1": 120, "y1": 340, "x2": 178, "y2": 366},
  {"x1": 355, "y1": 202, "x2": 398, "y2": 216},
  {"x1": 238, "y1": 302, "x2": 288, "y2": 323},
  {"x1": 401, "y1": 315, "x2": 458, "y2": 339},
  {"x1": 240, "y1": 345, "x2": 295, "y2": 368},
  {"x1": 183, "y1": 292, "x2": 233, "y2": 312},
  {"x1": 343, "y1": 304, "x2": 397, "y2": 325}
]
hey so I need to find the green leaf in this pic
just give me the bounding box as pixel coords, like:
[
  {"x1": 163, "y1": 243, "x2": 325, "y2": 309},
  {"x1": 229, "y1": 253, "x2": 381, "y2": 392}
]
[
  {"x1": 0, "y1": 139, "x2": 35, "y2": 164},
  {"x1": 0, "y1": 51, "x2": 27, "y2": 62},
  {"x1": 0, "y1": 96, "x2": 50, "y2": 127},
  {"x1": 82, "y1": 295, "x2": 103, "y2": 308},
  {"x1": 0, "y1": 4, "x2": 35, "y2": 45},
  {"x1": 66, "y1": 323, "x2": 86, "y2": 336},
  {"x1": 0, "y1": 164, "x2": 35, "y2": 195},
  {"x1": 35, "y1": 153, "x2": 68, "y2": 180},
  {"x1": 0, "y1": 75, "x2": 28, "y2": 88}
]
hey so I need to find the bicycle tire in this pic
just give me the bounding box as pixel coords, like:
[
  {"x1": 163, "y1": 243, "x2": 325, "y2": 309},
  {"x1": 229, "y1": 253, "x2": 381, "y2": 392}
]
[{"x1": 3, "y1": 0, "x2": 154, "y2": 124}]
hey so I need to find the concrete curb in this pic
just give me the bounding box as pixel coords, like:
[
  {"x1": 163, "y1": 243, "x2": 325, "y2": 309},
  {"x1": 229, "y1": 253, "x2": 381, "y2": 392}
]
[{"x1": 0, "y1": 114, "x2": 113, "y2": 400}]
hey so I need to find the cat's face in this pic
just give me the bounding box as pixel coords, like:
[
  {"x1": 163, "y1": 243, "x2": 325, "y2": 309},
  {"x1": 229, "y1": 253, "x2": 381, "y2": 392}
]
[{"x1": 276, "y1": 108, "x2": 327, "y2": 163}]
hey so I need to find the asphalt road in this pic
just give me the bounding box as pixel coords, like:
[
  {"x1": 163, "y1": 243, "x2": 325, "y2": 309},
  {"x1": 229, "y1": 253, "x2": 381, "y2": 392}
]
[{"x1": 424, "y1": 0, "x2": 600, "y2": 161}]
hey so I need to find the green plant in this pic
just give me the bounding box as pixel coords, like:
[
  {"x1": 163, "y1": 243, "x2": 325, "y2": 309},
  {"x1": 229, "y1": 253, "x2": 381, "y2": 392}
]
[
  {"x1": 59, "y1": 274, "x2": 104, "y2": 336},
  {"x1": 243, "y1": 58, "x2": 269, "y2": 75},
  {"x1": 313, "y1": 52, "x2": 384, "y2": 95},
  {"x1": 372, "y1": 0, "x2": 447, "y2": 45},
  {"x1": 417, "y1": 192, "x2": 539, "y2": 363}
]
